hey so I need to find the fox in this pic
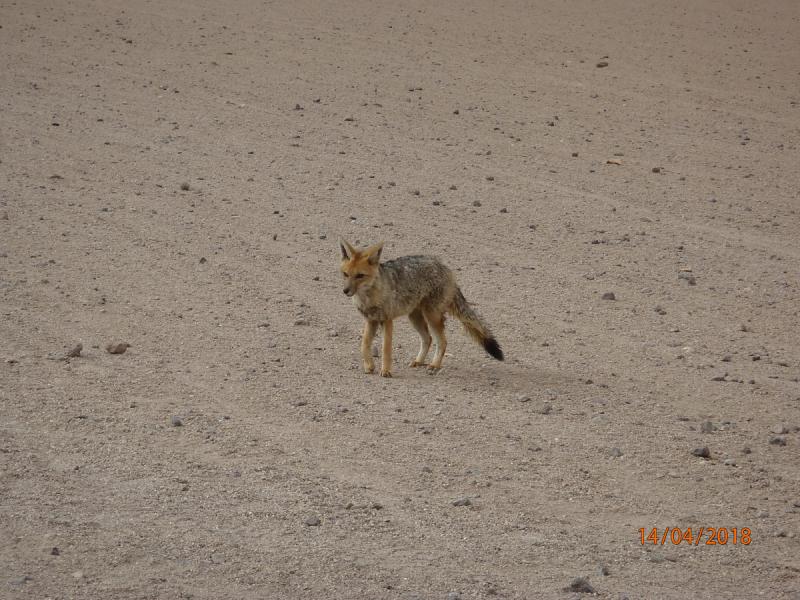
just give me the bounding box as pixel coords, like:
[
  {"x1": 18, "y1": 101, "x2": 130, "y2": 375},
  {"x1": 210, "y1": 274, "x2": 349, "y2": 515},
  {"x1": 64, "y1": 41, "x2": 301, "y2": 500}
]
[{"x1": 338, "y1": 237, "x2": 503, "y2": 377}]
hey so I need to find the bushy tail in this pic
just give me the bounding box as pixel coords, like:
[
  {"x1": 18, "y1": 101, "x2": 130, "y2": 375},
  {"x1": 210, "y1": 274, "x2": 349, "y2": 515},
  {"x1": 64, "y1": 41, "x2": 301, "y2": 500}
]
[{"x1": 451, "y1": 289, "x2": 504, "y2": 361}]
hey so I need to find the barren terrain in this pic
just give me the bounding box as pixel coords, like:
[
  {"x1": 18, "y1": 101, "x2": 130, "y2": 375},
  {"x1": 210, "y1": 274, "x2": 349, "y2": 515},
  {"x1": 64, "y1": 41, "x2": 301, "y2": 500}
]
[{"x1": 1, "y1": 1, "x2": 799, "y2": 598}]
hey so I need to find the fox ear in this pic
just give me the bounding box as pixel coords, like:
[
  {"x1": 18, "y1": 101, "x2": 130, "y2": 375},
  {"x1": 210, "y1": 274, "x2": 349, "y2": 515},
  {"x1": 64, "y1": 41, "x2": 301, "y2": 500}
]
[
  {"x1": 339, "y1": 237, "x2": 356, "y2": 262},
  {"x1": 366, "y1": 242, "x2": 383, "y2": 266}
]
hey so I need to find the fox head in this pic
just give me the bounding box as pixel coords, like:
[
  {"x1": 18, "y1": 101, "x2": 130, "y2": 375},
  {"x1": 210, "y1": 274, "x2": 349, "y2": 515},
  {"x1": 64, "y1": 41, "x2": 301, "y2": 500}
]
[{"x1": 339, "y1": 238, "x2": 383, "y2": 297}]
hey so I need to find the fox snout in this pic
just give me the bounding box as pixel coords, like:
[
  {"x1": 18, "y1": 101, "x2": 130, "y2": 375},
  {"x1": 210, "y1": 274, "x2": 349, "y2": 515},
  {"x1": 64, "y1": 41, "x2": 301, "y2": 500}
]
[{"x1": 343, "y1": 286, "x2": 355, "y2": 297}]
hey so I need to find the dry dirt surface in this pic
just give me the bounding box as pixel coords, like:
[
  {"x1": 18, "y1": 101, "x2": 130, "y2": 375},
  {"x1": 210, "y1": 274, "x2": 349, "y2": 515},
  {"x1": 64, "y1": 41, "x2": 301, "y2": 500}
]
[{"x1": 2, "y1": 0, "x2": 799, "y2": 598}]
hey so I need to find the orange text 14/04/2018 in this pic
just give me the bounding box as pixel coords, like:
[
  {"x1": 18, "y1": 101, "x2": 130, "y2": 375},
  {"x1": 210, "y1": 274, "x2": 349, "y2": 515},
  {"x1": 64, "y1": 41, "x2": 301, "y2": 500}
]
[{"x1": 639, "y1": 527, "x2": 751, "y2": 546}]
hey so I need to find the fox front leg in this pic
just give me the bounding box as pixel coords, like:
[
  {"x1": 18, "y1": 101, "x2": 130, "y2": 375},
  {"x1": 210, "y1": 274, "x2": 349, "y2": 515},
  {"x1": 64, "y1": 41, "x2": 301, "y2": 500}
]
[
  {"x1": 380, "y1": 319, "x2": 393, "y2": 377},
  {"x1": 361, "y1": 320, "x2": 379, "y2": 373}
]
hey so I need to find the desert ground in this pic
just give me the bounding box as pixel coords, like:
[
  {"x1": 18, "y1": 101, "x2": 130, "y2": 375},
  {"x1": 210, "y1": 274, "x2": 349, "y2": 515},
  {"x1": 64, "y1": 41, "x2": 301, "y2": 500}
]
[{"x1": 1, "y1": 0, "x2": 799, "y2": 598}]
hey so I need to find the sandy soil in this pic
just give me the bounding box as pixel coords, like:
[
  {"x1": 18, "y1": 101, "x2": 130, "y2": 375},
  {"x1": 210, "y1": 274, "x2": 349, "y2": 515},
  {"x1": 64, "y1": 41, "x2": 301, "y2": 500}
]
[{"x1": 2, "y1": 0, "x2": 799, "y2": 598}]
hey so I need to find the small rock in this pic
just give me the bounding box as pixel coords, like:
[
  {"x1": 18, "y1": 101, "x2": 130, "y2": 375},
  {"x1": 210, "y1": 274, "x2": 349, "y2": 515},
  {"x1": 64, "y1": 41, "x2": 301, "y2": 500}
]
[
  {"x1": 769, "y1": 434, "x2": 787, "y2": 446},
  {"x1": 742, "y1": 446, "x2": 751, "y2": 454},
  {"x1": 533, "y1": 403, "x2": 551, "y2": 415},
  {"x1": 678, "y1": 272, "x2": 696, "y2": 285},
  {"x1": 517, "y1": 394, "x2": 531, "y2": 402},
  {"x1": 473, "y1": 200, "x2": 481, "y2": 207},
  {"x1": 700, "y1": 420, "x2": 716, "y2": 433},
  {"x1": 72, "y1": 571, "x2": 84, "y2": 580},
  {"x1": 736, "y1": 323, "x2": 748, "y2": 332},
  {"x1": 499, "y1": 208, "x2": 507, "y2": 213},
  {"x1": 591, "y1": 416, "x2": 604, "y2": 424},
  {"x1": 452, "y1": 497, "x2": 471, "y2": 507},
  {"x1": 305, "y1": 516, "x2": 321, "y2": 526},
  {"x1": 105, "y1": 340, "x2": 130, "y2": 354},
  {"x1": 756, "y1": 510, "x2": 769, "y2": 518},
  {"x1": 66, "y1": 343, "x2": 83, "y2": 358},
  {"x1": 343, "y1": 115, "x2": 354, "y2": 122},
  {"x1": 51, "y1": 547, "x2": 60, "y2": 555},
  {"x1": 710, "y1": 375, "x2": 726, "y2": 381},
  {"x1": 448, "y1": 593, "x2": 461, "y2": 600},
  {"x1": 199, "y1": 257, "x2": 207, "y2": 264},
  {"x1": 567, "y1": 577, "x2": 595, "y2": 593},
  {"x1": 294, "y1": 318, "x2": 310, "y2": 326},
  {"x1": 180, "y1": 182, "x2": 190, "y2": 191},
  {"x1": 776, "y1": 529, "x2": 788, "y2": 538},
  {"x1": 608, "y1": 447, "x2": 623, "y2": 457},
  {"x1": 724, "y1": 459, "x2": 737, "y2": 467},
  {"x1": 449, "y1": 185, "x2": 457, "y2": 190},
  {"x1": 650, "y1": 556, "x2": 665, "y2": 564},
  {"x1": 453, "y1": 109, "x2": 460, "y2": 115},
  {"x1": 721, "y1": 354, "x2": 732, "y2": 362},
  {"x1": 771, "y1": 424, "x2": 786, "y2": 434},
  {"x1": 596, "y1": 61, "x2": 609, "y2": 68},
  {"x1": 653, "y1": 305, "x2": 666, "y2": 315},
  {"x1": 211, "y1": 553, "x2": 224, "y2": 564},
  {"x1": 597, "y1": 566, "x2": 609, "y2": 576},
  {"x1": 652, "y1": 167, "x2": 661, "y2": 173},
  {"x1": 328, "y1": 330, "x2": 338, "y2": 337},
  {"x1": 10, "y1": 577, "x2": 31, "y2": 585},
  {"x1": 691, "y1": 445, "x2": 711, "y2": 458},
  {"x1": 171, "y1": 416, "x2": 183, "y2": 427},
  {"x1": 601, "y1": 292, "x2": 615, "y2": 301}
]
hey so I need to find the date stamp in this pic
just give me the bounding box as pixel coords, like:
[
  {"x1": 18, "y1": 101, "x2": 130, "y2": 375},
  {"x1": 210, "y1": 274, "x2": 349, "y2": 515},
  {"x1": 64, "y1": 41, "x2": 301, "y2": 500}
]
[{"x1": 639, "y1": 527, "x2": 751, "y2": 546}]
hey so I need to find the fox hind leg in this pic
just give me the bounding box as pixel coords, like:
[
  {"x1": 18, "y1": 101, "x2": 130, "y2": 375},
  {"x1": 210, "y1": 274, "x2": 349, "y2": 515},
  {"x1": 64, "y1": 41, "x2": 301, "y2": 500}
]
[
  {"x1": 407, "y1": 308, "x2": 432, "y2": 367},
  {"x1": 424, "y1": 310, "x2": 447, "y2": 370},
  {"x1": 361, "y1": 320, "x2": 379, "y2": 373}
]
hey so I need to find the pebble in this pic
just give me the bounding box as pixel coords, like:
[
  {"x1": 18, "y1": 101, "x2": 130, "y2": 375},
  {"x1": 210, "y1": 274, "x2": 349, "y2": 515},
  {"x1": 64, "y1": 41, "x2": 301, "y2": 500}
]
[
  {"x1": 771, "y1": 424, "x2": 786, "y2": 434},
  {"x1": 533, "y1": 403, "x2": 551, "y2": 415},
  {"x1": 305, "y1": 516, "x2": 321, "y2": 526},
  {"x1": 591, "y1": 416, "x2": 604, "y2": 424},
  {"x1": 473, "y1": 200, "x2": 481, "y2": 207},
  {"x1": 597, "y1": 566, "x2": 609, "y2": 576},
  {"x1": 294, "y1": 319, "x2": 310, "y2": 326},
  {"x1": 650, "y1": 556, "x2": 665, "y2": 564},
  {"x1": 10, "y1": 577, "x2": 31, "y2": 585},
  {"x1": 608, "y1": 447, "x2": 623, "y2": 457},
  {"x1": 199, "y1": 257, "x2": 207, "y2": 264},
  {"x1": 653, "y1": 305, "x2": 666, "y2": 315},
  {"x1": 724, "y1": 459, "x2": 737, "y2": 467},
  {"x1": 328, "y1": 330, "x2": 338, "y2": 337},
  {"x1": 452, "y1": 498, "x2": 471, "y2": 507},
  {"x1": 529, "y1": 443, "x2": 542, "y2": 452},
  {"x1": 721, "y1": 354, "x2": 732, "y2": 362},
  {"x1": 776, "y1": 529, "x2": 788, "y2": 537},
  {"x1": 769, "y1": 435, "x2": 787, "y2": 446},
  {"x1": 211, "y1": 553, "x2": 224, "y2": 564},
  {"x1": 73, "y1": 571, "x2": 84, "y2": 580},
  {"x1": 448, "y1": 593, "x2": 461, "y2": 600},
  {"x1": 601, "y1": 292, "x2": 615, "y2": 301},
  {"x1": 691, "y1": 445, "x2": 711, "y2": 458},
  {"x1": 449, "y1": 185, "x2": 457, "y2": 190},
  {"x1": 517, "y1": 394, "x2": 531, "y2": 402},
  {"x1": 678, "y1": 272, "x2": 696, "y2": 285},
  {"x1": 343, "y1": 115, "x2": 354, "y2": 122},
  {"x1": 51, "y1": 547, "x2": 60, "y2": 555},
  {"x1": 105, "y1": 340, "x2": 130, "y2": 354},
  {"x1": 66, "y1": 343, "x2": 83, "y2": 358},
  {"x1": 736, "y1": 323, "x2": 748, "y2": 332},
  {"x1": 596, "y1": 61, "x2": 609, "y2": 68},
  {"x1": 742, "y1": 446, "x2": 751, "y2": 454},
  {"x1": 700, "y1": 420, "x2": 716, "y2": 433},
  {"x1": 171, "y1": 416, "x2": 183, "y2": 427},
  {"x1": 567, "y1": 577, "x2": 595, "y2": 593},
  {"x1": 453, "y1": 109, "x2": 459, "y2": 115}
]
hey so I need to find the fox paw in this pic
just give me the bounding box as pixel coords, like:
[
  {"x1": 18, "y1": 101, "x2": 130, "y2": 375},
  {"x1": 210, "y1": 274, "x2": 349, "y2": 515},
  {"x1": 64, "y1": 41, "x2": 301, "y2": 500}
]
[
  {"x1": 426, "y1": 364, "x2": 441, "y2": 371},
  {"x1": 409, "y1": 360, "x2": 425, "y2": 368},
  {"x1": 364, "y1": 365, "x2": 375, "y2": 374},
  {"x1": 380, "y1": 370, "x2": 392, "y2": 378}
]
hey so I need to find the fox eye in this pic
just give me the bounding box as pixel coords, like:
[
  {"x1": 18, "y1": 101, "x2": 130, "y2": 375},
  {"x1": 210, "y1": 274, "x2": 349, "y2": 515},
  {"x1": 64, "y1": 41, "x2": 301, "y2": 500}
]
[
  {"x1": 356, "y1": 274, "x2": 365, "y2": 279},
  {"x1": 342, "y1": 272, "x2": 348, "y2": 277}
]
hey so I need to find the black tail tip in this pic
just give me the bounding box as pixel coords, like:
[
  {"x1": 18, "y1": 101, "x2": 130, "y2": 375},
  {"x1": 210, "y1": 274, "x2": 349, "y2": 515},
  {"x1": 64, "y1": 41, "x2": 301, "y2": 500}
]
[{"x1": 484, "y1": 338, "x2": 504, "y2": 361}]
